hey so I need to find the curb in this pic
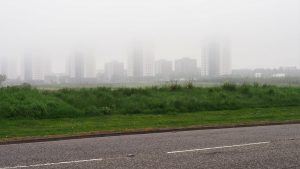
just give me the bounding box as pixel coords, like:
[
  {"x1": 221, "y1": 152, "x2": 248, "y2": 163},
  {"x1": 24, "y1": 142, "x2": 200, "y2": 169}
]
[{"x1": 1, "y1": 121, "x2": 300, "y2": 145}]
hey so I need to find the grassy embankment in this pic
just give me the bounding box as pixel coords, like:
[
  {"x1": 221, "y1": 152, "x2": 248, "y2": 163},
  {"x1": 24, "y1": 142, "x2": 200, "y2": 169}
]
[{"x1": 1, "y1": 83, "x2": 300, "y2": 139}]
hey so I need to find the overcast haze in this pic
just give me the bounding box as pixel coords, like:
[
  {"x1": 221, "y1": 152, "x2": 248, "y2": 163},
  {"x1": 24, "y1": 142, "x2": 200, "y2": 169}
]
[{"x1": 0, "y1": 0, "x2": 299, "y2": 75}]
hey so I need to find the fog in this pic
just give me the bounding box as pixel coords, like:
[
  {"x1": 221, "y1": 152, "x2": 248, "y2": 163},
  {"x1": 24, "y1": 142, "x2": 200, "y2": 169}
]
[{"x1": 0, "y1": 0, "x2": 300, "y2": 79}]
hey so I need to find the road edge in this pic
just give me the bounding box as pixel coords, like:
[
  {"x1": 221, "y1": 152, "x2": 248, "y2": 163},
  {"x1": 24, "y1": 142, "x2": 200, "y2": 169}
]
[{"x1": 1, "y1": 120, "x2": 300, "y2": 145}]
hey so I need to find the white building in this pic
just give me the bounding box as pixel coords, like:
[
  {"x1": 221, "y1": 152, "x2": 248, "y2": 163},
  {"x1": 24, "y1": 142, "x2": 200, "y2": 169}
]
[
  {"x1": 84, "y1": 54, "x2": 97, "y2": 78},
  {"x1": 104, "y1": 61, "x2": 125, "y2": 81},
  {"x1": 23, "y1": 55, "x2": 51, "y2": 82},
  {"x1": 128, "y1": 44, "x2": 143, "y2": 78},
  {"x1": 67, "y1": 52, "x2": 84, "y2": 79},
  {"x1": 174, "y1": 58, "x2": 198, "y2": 74},
  {"x1": 128, "y1": 42, "x2": 155, "y2": 78},
  {"x1": 255, "y1": 72, "x2": 262, "y2": 78},
  {"x1": 272, "y1": 73, "x2": 286, "y2": 78},
  {"x1": 0, "y1": 56, "x2": 8, "y2": 76},
  {"x1": 155, "y1": 59, "x2": 173, "y2": 77},
  {"x1": 201, "y1": 38, "x2": 232, "y2": 77},
  {"x1": 142, "y1": 46, "x2": 155, "y2": 77}
]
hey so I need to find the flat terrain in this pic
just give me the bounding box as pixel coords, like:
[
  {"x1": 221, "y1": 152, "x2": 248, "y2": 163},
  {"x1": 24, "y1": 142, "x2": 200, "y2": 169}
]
[
  {"x1": 0, "y1": 124, "x2": 299, "y2": 169},
  {"x1": 2, "y1": 84, "x2": 300, "y2": 140},
  {"x1": 1, "y1": 106, "x2": 300, "y2": 139}
]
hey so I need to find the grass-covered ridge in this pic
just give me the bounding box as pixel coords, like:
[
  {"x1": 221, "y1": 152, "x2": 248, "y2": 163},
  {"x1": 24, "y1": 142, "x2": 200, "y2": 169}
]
[{"x1": 1, "y1": 83, "x2": 300, "y2": 119}]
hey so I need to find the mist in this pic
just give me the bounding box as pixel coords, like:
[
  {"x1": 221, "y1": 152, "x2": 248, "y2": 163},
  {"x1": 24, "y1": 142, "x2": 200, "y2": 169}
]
[{"x1": 0, "y1": 0, "x2": 299, "y2": 80}]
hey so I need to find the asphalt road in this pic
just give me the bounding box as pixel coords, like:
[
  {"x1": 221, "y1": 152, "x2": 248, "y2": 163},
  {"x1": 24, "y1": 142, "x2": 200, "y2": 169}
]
[{"x1": 0, "y1": 124, "x2": 300, "y2": 169}]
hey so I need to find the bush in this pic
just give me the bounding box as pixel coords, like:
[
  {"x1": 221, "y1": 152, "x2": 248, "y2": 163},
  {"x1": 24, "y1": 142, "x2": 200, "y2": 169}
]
[
  {"x1": 185, "y1": 81, "x2": 194, "y2": 89},
  {"x1": 267, "y1": 89, "x2": 275, "y2": 95},
  {"x1": 100, "y1": 106, "x2": 113, "y2": 115},
  {"x1": 222, "y1": 83, "x2": 237, "y2": 91},
  {"x1": 169, "y1": 81, "x2": 181, "y2": 91},
  {"x1": 1, "y1": 84, "x2": 300, "y2": 119},
  {"x1": 240, "y1": 83, "x2": 251, "y2": 94},
  {"x1": 84, "y1": 106, "x2": 109, "y2": 116}
]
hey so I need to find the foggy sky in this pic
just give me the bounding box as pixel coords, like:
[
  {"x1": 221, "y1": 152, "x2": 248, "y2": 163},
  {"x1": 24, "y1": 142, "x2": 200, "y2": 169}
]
[{"x1": 0, "y1": 0, "x2": 299, "y2": 75}]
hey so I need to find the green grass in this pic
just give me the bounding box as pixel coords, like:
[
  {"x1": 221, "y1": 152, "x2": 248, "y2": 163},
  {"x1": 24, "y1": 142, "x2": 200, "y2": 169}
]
[
  {"x1": 2, "y1": 83, "x2": 300, "y2": 119},
  {"x1": 1, "y1": 83, "x2": 300, "y2": 140},
  {"x1": 1, "y1": 106, "x2": 300, "y2": 139}
]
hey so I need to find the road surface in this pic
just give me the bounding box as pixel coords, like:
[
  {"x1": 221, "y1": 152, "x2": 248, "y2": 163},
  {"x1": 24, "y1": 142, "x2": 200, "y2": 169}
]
[{"x1": 0, "y1": 124, "x2": 300, "y2": 169}]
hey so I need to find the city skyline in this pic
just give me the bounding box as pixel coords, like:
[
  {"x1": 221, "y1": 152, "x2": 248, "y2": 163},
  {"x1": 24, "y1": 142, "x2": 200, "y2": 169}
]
[
  {"x1": 1, "y1": 41, "x2": 300, "y2": 82},
  {"x1": 1, "y1": 46, "x2": 300, "y2": 85},
  {"x1": 0, "y1": 0, "x2": 299, "y2": 77}
]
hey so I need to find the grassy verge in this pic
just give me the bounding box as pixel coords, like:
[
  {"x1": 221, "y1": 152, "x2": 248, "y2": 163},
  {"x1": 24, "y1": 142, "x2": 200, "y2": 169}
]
[
  {"x1": 1, "y1": 106, "x2": 300, "y2": 140},
  {"x1": 2, "y1": 84, "x2": 300, "y2": 119}
]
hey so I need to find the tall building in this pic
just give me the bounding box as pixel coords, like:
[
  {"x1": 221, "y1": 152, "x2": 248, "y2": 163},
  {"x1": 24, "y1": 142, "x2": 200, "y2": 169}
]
[
  {"x1": 84, "y1": 54, "x2": 96, "y2": 78},
  {"x1": 174, "y1": 57, "x2": 198, "y2": 75},
  {"x1": 128, "y1": 42, "x2": 155, "y2": 79},
  {"x1": 23, "y1": 55, "x2": 32, "y2": 82},
  {"x1": 201, "y1": 39, "x2": 232, "y2": 77},
  {"x1": 23, "y1": 55, "x2": 50, "y2": 82},
  {"x1": 128, "y1": 44, "x2": 144, "y2": 78},
  {"x1": 104, "y1": 61, "x2": 125, "y2": 82},
  {"x1": 155, "y1": 59, "x2": 173, "y2": 77},
  {"x1": 67, "y1": 52, "x2": 84, "y2": 80},
  {"x1": 0, "y1": 56, "x2": 8, "y2": 76},
  {"x1": 32, "y1": 58, "x2": 48, "y2": 81},
  {"x1": 220, "y1": 41, "x2": 231, "y2": 75},
  {"x1": 142, "y1": 46, "x2": 155, "y2": 77},
  {"x1": 1, "y1": 57, "x2": 20, "y2": 80}
]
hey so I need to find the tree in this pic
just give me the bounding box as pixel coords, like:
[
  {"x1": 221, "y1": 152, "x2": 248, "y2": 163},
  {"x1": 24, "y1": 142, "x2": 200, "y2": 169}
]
[{"x1": 0, "y1": 74, "x2": 7, "y2": 85}]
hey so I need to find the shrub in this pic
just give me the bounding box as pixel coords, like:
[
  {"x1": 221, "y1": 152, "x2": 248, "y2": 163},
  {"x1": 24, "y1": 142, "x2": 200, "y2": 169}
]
[
  {"x1": 267, "y1": 89, "x2": 275, "y2": 95},
  {"x1": 20, "y1": 83, "x2": 32, "y2": 89},
  {"x1": 100, "y1": 106, "x2": 113, "y2": 115},
  {"x1": 240, "y1": 83, "x2": 251, "y2": 94},
  {"x1": 85, "y1": 106, "x2": 105, "y2": 116},
  {"x1": 222, "y1": 83, "x2": 237, "y2": 91},
  {"x1": 253, "y1": 82, "x2": 260, "y2": 88},
  {"x1": 1, "y1": 84, "x2": 300, "y2": 119},
  {"x1": 185, "y1": 81, "x2": 194, "y2": 89},
  {"x1": 169, "y1": 81, "x2": 181, "y2": 91}
]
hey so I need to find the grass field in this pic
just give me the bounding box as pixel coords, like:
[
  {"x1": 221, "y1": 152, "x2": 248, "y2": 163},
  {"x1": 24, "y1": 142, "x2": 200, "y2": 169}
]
[
  {"x1": 2, "y1": 83, "x2": 300, "y2": 119},
  {"x1": 1, "y1": 83, "x2": 300, "y2": 140},
  {"x1": 0, "y1": 106, "x2": 300, "y2": 139}
]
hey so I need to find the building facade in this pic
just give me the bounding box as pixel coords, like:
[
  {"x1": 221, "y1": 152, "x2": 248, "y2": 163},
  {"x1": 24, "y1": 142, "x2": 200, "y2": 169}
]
[
  {"x1": 67, "y1": 52, "x2": 85, "y2": 80},
  {"x1": 0, "y1": 56, "x2": 8, "y2": 76},
  {"x1": 128, "y1": 42, "x2": 155, "y2": 79},
  {"x1": 155, "y1": 59, "x2": 173, "y2": 78},
  {"x1": 23, "y1": 55, "x2": 50, "y2": 82},
  {"x1": 174, "y1": 57, "x2": 198, "y2": 78},
  {"x1": 84, "y1": 53, "x2": 97, "y2": 78},
  {"x1": 128, "y1": 44, "x2": 143, "y2": 78},
  {"x1": 201, "y1": 39, "x2": 232, "y2": 77},
  {"x1": 104, "y1": 61, "x2": 125, "y2": 82}
]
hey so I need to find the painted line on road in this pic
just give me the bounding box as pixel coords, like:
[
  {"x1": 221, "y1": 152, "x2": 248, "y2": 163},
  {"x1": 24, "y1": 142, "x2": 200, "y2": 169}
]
[
  {"x1": 167, "y1": 141, "x2": 270, "y2": 154},
  {"x1": 0, "y1": 158, "x2": 103, "y2": 169}
]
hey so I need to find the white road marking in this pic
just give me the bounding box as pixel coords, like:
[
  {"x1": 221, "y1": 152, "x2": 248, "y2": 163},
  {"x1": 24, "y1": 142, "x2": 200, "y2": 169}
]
[
  {"x1": 167, "y1": 141, "x2": 270, "y2": 154},
  {"x1": 0, "y1": 158, "x2": 103, "y2": 169}
]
